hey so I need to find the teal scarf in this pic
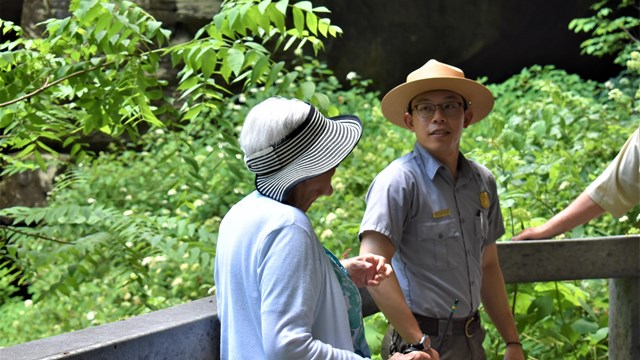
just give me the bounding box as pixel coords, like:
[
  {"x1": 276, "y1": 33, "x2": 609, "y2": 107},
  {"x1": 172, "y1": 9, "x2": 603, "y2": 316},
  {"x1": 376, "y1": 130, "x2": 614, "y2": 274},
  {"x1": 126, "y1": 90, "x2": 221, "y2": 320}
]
[{"x1": 324, "y1": 248, "x2": 371, "y2": 358}]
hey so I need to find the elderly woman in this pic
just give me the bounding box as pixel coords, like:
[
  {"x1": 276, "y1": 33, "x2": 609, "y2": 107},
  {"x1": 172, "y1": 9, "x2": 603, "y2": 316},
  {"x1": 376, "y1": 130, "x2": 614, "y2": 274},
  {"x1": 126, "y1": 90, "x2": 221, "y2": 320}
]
[{"x1": 214, "y1": 97, "x2": 431, "y2": 360}]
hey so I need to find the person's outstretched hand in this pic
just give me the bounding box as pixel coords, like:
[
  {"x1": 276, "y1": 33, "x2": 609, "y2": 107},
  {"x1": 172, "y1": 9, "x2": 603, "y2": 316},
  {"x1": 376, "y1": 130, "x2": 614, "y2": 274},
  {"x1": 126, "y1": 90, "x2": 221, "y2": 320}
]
[
  {"x1": 341, "y1": 253, "x2": 392, "y2": 288},
  {"x1": 512, "y1": 225, "x2": 549, "y2": 241}
]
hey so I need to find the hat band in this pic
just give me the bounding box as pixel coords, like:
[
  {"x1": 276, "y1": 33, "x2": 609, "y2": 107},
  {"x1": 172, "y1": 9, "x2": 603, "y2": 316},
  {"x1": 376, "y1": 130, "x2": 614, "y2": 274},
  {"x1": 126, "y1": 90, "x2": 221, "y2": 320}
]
[{"x1": 245, "y1": 106, "x2": 326, "y2": 176}]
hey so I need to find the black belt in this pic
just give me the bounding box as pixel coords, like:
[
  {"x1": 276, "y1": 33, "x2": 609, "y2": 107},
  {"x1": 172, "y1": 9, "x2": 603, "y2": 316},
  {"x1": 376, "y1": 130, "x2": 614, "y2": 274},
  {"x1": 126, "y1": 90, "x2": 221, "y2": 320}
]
[{"x1": 413, "y1": 312, "x2": 481, "y2": 337}]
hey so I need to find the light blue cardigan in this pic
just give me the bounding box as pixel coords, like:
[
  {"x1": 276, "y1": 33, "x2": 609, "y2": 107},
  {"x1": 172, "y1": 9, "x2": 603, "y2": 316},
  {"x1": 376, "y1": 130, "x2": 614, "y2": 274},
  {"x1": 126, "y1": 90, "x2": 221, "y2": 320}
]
[{"x1": 215, "y1": 191, "x2": 369, "y2": 359}]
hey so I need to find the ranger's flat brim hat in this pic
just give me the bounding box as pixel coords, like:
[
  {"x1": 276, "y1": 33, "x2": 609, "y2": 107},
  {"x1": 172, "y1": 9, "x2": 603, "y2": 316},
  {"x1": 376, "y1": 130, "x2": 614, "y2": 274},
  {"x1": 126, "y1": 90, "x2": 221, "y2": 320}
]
[
  {"x1": 245, "y1": 105, "x2": 362, "y2": 202},
  {"x1": 381, "y1": 59, "x2": 495, "y2": 128}
]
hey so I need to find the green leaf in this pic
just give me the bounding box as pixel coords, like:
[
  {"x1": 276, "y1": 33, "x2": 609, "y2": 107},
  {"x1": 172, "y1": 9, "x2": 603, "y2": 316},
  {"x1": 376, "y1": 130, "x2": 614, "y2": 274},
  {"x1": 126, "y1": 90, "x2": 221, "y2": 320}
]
[
  {"x1": 225, "y1": 47, "x2": 245, "y2": 76},
  {"x1": 72, "y1": 0, "x2": 99, "y2": 18},
  {"x1": 311, "y1": 92, "x2": 330, "y2": 109},
  {"x1": 299, "y1": 81, "x2": 315, "y2": 99},
  {"x1": 317, "y1": 18, "x2": 330, "y2": 37},
  {"x1": 147, "y1": 20, "x2": 162, "y2": 35},
  {"x1": 292, "y1": 7, "x2": 304, "y2": 36},
  {"x1": 15, "y1": 143, "x2": 36, "y2": 159},
  {"x1": 258, "y1": 0, "x2": 271, "y2": 14},
  {"x1": 328, "y1": 24, "x2": 342, "y2": 37},
  {"x1": 312, "y1": 6, "x2": 331, "y2": 13},
  {"x1": 182, "y1": 103, "x2": 205, "y2": 121},
  {"x1": 136, "y1": 96, "x2": 163, "y2": 128},
  {"x1": 36, "y1": 140, "x2": 59, "y2": 156},
  {"x1": 283, "y1": 34, "x2": 297, "y2": 51},
  {"x1": 571, "y1": 318, "x2": 599, "y2": 334},
  {"x1": 227, "y1": 6, "x2": 241, "y2": 29},
  {"x1": 305, "y1": 12, "x2": 318, "y2": 35},
  {"x1": 200, "y1": 49, "x2": 217, "y2": 78},
  {"x1": 250, "y1": 54, "x2": 270, "y2": 85},
  {"x1": 293, "y1": 1, "x2": 313, "y2": 12},
  {"x1": 177, "y1": 76, "x2": 199, "y2": 91},
  {"x1": 275, "y1": 0, "x2": 289, "y2": 15},
  {"x1": 265, "y1": 61, "x2": 285, "y2": 88},
  {"x1": 267, "y1": 5, "x2": 286, "y2": 33}
]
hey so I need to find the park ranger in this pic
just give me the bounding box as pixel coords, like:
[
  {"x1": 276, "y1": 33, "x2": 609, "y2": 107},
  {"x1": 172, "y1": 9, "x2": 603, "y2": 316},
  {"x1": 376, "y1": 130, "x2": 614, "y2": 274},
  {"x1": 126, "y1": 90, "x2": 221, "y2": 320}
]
[{"x1": 359, "y1": 59, "x2": 524, "y2": 360}]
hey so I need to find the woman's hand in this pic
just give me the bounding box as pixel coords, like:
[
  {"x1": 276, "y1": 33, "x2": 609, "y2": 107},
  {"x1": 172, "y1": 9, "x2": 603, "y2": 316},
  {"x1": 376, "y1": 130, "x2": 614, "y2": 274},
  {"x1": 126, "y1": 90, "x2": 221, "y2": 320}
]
[{"x1": 341, "y1": 253, "x2": 392, "y2": 288}]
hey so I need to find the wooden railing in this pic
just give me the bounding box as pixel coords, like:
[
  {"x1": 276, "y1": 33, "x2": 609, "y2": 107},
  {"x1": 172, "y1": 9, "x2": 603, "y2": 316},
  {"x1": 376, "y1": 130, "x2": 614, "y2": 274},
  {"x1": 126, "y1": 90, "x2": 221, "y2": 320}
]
[{"x1": 1, "y1": 236, "x2": 638, "y2": 360}]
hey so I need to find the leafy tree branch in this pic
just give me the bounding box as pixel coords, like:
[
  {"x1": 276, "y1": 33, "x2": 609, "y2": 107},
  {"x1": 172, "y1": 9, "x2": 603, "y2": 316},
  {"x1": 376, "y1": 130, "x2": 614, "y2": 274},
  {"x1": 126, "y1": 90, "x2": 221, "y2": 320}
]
[{"x1": 1, "y1": 224, "x2": 75, "y2": 245}]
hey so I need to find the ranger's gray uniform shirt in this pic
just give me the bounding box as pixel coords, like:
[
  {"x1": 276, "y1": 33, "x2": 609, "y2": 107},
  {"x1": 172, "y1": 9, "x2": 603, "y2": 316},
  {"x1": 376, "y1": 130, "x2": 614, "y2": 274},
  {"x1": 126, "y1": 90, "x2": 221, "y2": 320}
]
[{"x1": 359, "y1": 143, "x2": 505, "y2": 319}]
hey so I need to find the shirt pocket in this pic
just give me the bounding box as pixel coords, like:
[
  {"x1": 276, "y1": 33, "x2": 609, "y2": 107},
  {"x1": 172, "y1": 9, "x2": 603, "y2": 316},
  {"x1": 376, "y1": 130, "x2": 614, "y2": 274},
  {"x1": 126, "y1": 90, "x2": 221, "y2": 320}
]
[{"x1": 416, "y1": 217, "x2": 461, "y2": 270}]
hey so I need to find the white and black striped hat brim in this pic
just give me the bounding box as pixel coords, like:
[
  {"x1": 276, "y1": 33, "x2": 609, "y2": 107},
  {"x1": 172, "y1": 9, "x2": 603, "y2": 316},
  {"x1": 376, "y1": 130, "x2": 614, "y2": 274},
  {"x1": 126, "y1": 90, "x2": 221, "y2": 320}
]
[{"x1": 245, "y1": 105, "x2": 362, "y2": 202}]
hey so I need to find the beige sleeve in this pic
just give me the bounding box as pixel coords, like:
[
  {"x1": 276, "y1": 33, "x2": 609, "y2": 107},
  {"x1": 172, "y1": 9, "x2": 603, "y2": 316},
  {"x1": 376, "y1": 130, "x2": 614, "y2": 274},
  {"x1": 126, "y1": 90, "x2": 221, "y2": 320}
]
[{"x1": 585, "y1": 127, "x2": 640, "y2": 218}]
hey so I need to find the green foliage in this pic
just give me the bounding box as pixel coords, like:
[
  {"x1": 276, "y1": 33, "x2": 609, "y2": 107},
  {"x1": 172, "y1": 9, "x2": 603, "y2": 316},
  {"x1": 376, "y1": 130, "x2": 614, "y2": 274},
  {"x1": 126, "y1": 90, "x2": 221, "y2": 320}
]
[
  {"x1": 0, "y1": 0, "x2": 172, "y2": 174},
  {"x1": 503, "y1": 281, "x2": 609, "y2": 359},
  {"x1": 364, "y1": 312, "x2": 390, "y2": 360},
  {"x1": 461, "y1": 44, "x2": 638, "y2": 360},
  {"x1": 0, "y1": 0, "x2": 343, "y2": 175},
  {"x1": 569, "y1": 0, "x2": 640, "y2": 66},
  {"x1": 169, "y1": 0, "x2": 343, "y2": 122},
  {"x1": 465, "y1": 64, "x2": 639, "y2": 239},
  {"x1": 478, "y1": 280, "x2": 609, "y2": 360}
]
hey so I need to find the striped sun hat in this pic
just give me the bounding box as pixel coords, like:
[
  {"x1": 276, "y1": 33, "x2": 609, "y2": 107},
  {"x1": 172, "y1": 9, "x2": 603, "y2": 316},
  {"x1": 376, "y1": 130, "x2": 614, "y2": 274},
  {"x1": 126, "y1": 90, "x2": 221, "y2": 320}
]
[{"x1": 245, "y1": 104, "x2": 362, "y2": 202}]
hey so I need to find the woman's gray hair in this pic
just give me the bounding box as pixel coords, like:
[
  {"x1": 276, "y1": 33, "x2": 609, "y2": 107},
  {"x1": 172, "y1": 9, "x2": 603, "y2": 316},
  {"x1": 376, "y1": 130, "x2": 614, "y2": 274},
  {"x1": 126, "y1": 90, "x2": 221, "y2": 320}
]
[{"x1": 239, "y1": 97, "x2": 311, "y2": 157}]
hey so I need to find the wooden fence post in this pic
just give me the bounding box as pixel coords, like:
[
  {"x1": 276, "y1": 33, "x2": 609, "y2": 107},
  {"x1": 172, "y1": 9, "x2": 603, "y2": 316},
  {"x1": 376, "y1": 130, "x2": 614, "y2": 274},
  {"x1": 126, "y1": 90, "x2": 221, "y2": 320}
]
[{"x1": 608, "y1": 277, "x2": 640, "y2": 360}]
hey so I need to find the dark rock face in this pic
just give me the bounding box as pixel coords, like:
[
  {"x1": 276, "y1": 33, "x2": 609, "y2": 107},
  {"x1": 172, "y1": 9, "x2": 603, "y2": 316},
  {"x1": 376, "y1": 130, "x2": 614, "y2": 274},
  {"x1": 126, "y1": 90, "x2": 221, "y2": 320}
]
[
  {"x1": 17, "y1": 0, "x2": 221, "y2": 38},
  {"x1": 0, "y1": 1, "x2": 23, "y2": 23},
  {"x1": 0, "y1": 0, "x2": 23, "y2": 43},
  {"x1": 314, "y1": 0, "x2": 624, "y2": 93},
  {"x1": 10, "y1": 0, "x2": 626, "y2": 92},
  {"x1": 0, "y1": 166, "x2": 57, "y2": 210}
]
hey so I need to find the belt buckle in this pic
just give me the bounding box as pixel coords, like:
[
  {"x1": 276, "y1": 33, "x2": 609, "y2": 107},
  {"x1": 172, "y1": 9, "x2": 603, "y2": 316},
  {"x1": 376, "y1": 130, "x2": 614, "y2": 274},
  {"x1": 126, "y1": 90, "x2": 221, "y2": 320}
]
[{"x1": 464, "y1": 315, "x2": 475, "y2": 338}]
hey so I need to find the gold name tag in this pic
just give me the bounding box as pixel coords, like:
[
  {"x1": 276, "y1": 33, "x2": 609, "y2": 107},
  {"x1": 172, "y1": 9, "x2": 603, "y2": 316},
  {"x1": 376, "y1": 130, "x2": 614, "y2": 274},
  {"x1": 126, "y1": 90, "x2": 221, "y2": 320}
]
[
  {"x1": 480, "y1": 192, "x2": 490, "y2": 209},
  {"x1": 432, "y1": 209, "x2": 451, "y2": 218}
]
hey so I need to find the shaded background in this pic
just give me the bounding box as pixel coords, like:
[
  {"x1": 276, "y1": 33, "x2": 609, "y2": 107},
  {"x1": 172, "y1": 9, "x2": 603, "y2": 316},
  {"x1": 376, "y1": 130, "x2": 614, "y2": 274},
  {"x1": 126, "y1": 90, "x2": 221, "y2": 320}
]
[
  {"x1": 314, "y1": 0, "x2": 626, "y2": 92},
  {"x1": 0, "y1": 0, "x2": 628, "y2": 93}
]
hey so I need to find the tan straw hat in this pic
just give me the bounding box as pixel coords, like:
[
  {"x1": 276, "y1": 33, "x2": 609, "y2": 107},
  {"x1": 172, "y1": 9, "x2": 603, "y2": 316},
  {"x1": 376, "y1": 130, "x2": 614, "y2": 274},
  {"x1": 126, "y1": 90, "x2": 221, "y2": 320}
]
[{"x1": 381, "y1": 59, "x2": 494, "y2": 128}]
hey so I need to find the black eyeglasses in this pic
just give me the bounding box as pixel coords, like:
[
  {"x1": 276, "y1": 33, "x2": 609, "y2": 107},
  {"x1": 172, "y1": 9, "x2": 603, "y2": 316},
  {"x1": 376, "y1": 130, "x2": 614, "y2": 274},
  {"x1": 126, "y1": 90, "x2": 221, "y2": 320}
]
[{"x1": 411, "y1": 101, "x2": 464, "y2": 119}]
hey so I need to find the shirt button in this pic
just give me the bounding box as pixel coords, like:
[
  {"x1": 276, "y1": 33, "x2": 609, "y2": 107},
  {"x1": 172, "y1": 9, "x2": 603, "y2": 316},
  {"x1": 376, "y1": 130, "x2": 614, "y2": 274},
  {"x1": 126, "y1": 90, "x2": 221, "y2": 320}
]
[{"x1": 438, "y1": 233, "x2": 444, "y2": 239}]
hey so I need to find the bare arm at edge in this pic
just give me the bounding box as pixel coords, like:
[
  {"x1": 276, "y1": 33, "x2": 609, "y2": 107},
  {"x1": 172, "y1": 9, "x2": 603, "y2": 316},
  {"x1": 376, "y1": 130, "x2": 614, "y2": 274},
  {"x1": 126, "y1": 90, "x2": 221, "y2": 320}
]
[{"x1": 512, "y1": 192, "x2": 605, "y2": 240}]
